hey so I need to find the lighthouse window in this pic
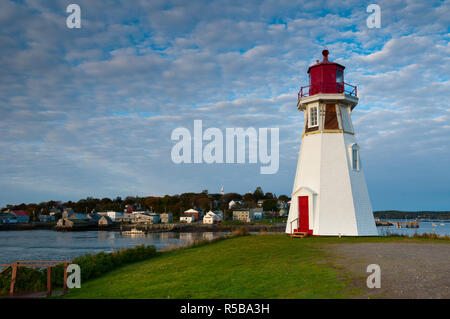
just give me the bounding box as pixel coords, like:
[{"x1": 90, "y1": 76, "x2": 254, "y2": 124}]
[
  {"x1": 336, "y1": 69, "x2": 343, "y2": 83},
  {"x1": 309, "y1": 106, "x2": 318, "y2": 127},
  {"x1": 351, "y1": 144, "x2": 360, "y2": 171},
  {"x1": 340, "y1": 106, "x2": 353, "y2": 133}
]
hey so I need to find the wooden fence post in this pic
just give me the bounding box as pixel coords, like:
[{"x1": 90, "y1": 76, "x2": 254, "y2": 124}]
[
  {"x1": 9, "y1": 262, "x2": 17, "y2": 296},
  {"x1": 63, "y1": 263, "x2": 68, "y2": 294},
  {"x1": 46, "y1": 266, "x2": 52, "y2": 296}
]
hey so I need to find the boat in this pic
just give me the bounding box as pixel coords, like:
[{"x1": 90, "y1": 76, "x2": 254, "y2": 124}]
[
  {"x1": 432, "y1": 223, "x2": 438, "y2": 227},
  {"x1": 440, "y1": 223, "x2": 445, "y2": 226},
  {"x1": 122, "y1": 227, "x2": 144, "y2": 235}
]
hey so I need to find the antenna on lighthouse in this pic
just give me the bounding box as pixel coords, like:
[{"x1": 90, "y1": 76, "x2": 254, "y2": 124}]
[{"x1": 322, "y1": 49, "x2": 329, "y2": 62}]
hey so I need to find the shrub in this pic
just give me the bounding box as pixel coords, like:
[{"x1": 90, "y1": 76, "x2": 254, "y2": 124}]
[
  {"x1": 0, "y1": 244, "x2": 157, "y2": 296},
  {"x1": 232, "y1": 227, "x2": 249, "y2": 236}
]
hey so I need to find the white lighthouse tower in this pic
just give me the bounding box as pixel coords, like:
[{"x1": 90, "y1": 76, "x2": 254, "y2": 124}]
[{"x1": 286, "y1": 50, "x2": 378, "y2": 236}]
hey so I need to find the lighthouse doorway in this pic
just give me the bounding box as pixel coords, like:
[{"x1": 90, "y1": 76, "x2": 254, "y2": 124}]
[{"x1": 298, "y1": 196, "x2": 310, "y2": 233}]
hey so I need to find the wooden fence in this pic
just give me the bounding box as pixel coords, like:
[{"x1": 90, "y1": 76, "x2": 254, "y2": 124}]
[{"x1": 0, "y1": 260, "x2": 72, "y2": 297}]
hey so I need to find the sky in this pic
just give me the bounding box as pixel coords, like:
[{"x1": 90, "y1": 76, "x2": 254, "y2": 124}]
[{"x1": 0, "y1": 0, "x2": 449, "y2": 210}]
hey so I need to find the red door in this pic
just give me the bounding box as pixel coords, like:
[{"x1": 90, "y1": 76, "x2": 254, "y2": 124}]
[{"x1": 298, "y1": 196, "x2": 309, "y2": 233}]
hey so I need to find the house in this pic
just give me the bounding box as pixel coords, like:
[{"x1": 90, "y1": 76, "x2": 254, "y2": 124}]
[
  {"x1": 134, "y1": 213, "x2": 160, "y2": 224},
  {"x1": 184, "y1": 209, "x2": 199, "y2": 221},
  {"x1": 233, "y1": 209, "x2": 254, "y2": 223},
  {"x1": 56, "y1": 218, "x2": 89, "y2": 229},
  {"x1": 257, "y1": 200, "x2": 264, "y2": 208},
  {"x1": 229, "y1": 200, "x2": 243, "y2": 209},
  {"x1": 203, "y1": 210, "x2": 222, "y2": 224},
  {"x1": 108, "y1": 211, "x2": 123, "y2": 222},
  {"x1": 121, "y1": 213, "x2": 135, "y2": 222},
  {"x1": 87, "y1": 213, "x2": 102, "y2": 224},
  {"x1": 62, "y1": 208, "x2": 74, "y2": 219},
  {"x1": 252, "y1": 207, "x2": 264, "y2": 220},
  {"x1": 68, "y1": 213, "x2": 89, "y2": 220},
  {"x1": 160, "y1": 213, "x2": 173, "y2": 223},
  {"x1": 48, "y1": 208, "x2": 61, "y2": 216},
  {"x1": 0, "y1": 213, "x2": 18, "y2": 224},
  {"x1": 38, "y1": 214, "x2": 56, "y2": 222},
  {"x1": 279, "y1": 208, "x2": 288, "y2": 217},
  {"x1": 125, "y1": 204, "x2": 134, "y2": 214},
  {"x1": 180, "y1": 215, "x2": 194, "y2": 223},
  {"x1": 99, "y1": 215, "x2": 113, "y2": 226},
  {"x1": 132, "y1": 210, "x2": 149, "y2": 215},
  {"x1": 11, "y1": 210, "x2": 30, "y2": 223},
  {"x1": 148, "y1": 213, "x2": 161, "y2": 224},
  {"x1": 214, "y1": 210, "x2": 223, "y2": 220},
  {"x1": 99, "y1": 211, "x2": 123, "y2": 222},
  {"x1": 277, "y1": 200, "x2": 289, "y2": 209}
]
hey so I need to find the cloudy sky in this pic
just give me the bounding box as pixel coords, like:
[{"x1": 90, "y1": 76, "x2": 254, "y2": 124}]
[{"x1": 0, "y1": 0, "x2": 449, "y2": 210}]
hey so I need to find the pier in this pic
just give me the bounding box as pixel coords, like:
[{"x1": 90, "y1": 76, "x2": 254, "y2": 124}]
[{"x1": 394, "y1": 220, "x2": 419, "y2": 228}]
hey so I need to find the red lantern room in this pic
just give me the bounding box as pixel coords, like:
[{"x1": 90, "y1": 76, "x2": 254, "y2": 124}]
[{"x1": 299, "y1": 50, "x2": 357, "y2": 98}]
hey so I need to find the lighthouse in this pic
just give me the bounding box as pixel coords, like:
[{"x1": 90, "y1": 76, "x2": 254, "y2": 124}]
[{"x1": 286, "y1": 50, "x2": 378, "y2": 236}]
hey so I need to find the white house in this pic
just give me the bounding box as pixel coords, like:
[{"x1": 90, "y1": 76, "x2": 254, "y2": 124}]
[
  {"x1": 286, "y1": 50, "x2": 377, "y2": 236},
  {"x1": 203, "y1": 210, "x2": 222, "y2": 224},
  {"x1": 99, "y1": 211, "x2": 123, "y2": 222},
  {"x1": 107, "y1": 211, "x2": 123, "y2": 221},
  {"x1": 134, "y1": 213, "x2": 160, "y2": 224},
  {"x1": 132, "y1": 210, "x2": 149, "y2": 215},
  {"x1": 0, "y1": 213, "x2": 18, "y2": 224},
  {"x1": 180, "y1": 215, "x2": 194, "y2": 223}
]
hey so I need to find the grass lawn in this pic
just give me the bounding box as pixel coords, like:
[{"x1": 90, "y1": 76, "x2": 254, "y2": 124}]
[{"x1": 62, "y1": 234, "x2": 442, "y2": 299}]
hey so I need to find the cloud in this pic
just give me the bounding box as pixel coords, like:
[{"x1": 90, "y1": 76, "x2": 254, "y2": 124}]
[{"x1": 0, "y1": 0, "x2": 448, "y2": 210}]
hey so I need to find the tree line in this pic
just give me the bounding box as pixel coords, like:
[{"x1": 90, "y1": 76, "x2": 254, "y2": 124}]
[{"x1": 1, "y1": 187, "x2": 290, "y2": 221}]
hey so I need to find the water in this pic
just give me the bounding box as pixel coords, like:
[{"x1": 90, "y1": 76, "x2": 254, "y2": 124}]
[
  {"x1": 1, "y1": 221, "x2": 448, "y2": 264},
  {"x1": 377, "y1": 219, "x2": 450, "y2": 237},
  {"x1": 0, "y1": 230, "x2": 227, "y2": 264}
]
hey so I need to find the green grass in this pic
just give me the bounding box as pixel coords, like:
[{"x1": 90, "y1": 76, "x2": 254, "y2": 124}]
[
  {"x1": 63, "y1": 234, "x2": 358, "y2": 299},
  {"x1": 62, "y1": 234, "x2": 448, "y2": 299}
]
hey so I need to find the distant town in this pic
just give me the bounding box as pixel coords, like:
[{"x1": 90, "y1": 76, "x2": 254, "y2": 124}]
[
  {"x1": 0, "y1": 187, "x2": 448, "y2": 230},
  {"x1": 0, "y1": 187, "x2": 290, "y2": 230}
]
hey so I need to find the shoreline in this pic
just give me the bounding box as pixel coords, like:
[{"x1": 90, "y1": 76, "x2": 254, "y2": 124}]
[{"x1": 0, "y1": 222, "x2": 286, "y2": 233}]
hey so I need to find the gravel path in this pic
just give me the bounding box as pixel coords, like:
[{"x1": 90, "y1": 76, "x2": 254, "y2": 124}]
[{"x1": 327, "y1": 242, "x2": 450, "y2": 299}]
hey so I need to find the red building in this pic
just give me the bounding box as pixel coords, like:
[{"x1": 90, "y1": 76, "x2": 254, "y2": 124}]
[
  {"x1": 11, "y1": 210, "x2": 31, "y2": 223},
  {"x1": 184, "y1": 209, "x2": 199, "y2": 221}
]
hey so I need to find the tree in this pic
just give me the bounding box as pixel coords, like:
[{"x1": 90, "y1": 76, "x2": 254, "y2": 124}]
[
  {"x1": 145, "y1": 197, "x2": 161, "y2": 212},
  {"x1": 222, "y1": 193, "x2": 242, "y2": 202},
  {"x1": 253, "y1": 187, "x2": 264, "y2": 200},
  {"x1": 263, "y1": 199, "x2": 278, "y2": 212},
  {"x1": 242, "y1": 193, "x2": 256, "y2": 208},
  {"x1": 278, "y1": 195, "x2": 290, "y2": 202},
  {"x1": 264, "y1": 192, "x2": 274, "y2": 199}
]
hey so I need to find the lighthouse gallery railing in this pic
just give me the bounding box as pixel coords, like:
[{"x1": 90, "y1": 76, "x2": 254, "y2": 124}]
[{"x1": 298, "y1": 82, "x2": 357, "y2": 99}]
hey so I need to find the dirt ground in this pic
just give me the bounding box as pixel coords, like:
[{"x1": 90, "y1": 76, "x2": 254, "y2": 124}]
[{"x1": 327, "y1": 242, "x2": 450, "y2": 299}]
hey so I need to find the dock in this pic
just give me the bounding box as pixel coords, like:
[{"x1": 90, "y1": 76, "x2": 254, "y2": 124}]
[
  {"x1": 394, "y1": 220, "x2": 419, "y2": 228},
  {"x1": 375, "y1": 220, "x2": 393, "y2": 226}
]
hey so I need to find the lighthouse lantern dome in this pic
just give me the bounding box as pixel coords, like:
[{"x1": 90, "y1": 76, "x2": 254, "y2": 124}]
[{"x1": 307, "y1": 50, "x2": 346, "y2": 96}]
